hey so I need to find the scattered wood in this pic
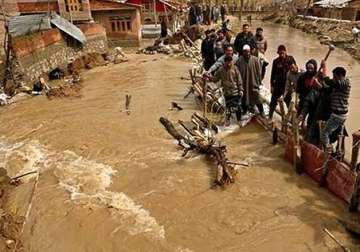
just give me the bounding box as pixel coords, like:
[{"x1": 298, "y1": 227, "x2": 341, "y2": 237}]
[
  {"x1": 160, "y1": 115, "x2": 243, "y2": 187},
  {"x1": 10, "y1": 171, "x2": 37, "y2": 182},
  {"x1": 323, "y1": 228, "x2": 351, "y2": 252}
]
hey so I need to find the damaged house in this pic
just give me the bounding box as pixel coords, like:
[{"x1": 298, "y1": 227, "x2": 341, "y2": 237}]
[
  {"x1": 16, "y1": 0, "x2": 142, "y2": 44},
  {"x1": 8, "y1": 13, "x2": 107, "y2": 83},
  {"x1": 312, "y1": 0, "x2": 360, "y2": 21},
  {"x1": 1, "y1": 0, "x2": 144, "y2": 84}
]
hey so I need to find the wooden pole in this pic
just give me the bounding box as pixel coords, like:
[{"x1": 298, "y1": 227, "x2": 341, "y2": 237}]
[
  {"x1": 153, "y1": 0, "x2": 157, "y2": 26},
  {"x1": 351, "y1": 130, "x2": 360, "y2": 171},
  {"x1": 203, "y1": 78, "x2": 207, "y2": 118}
]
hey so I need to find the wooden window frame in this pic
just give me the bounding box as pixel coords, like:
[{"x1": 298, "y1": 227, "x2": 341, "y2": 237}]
[{"x1": 65, "y1": 0, "x2": 83, "y2": 12}]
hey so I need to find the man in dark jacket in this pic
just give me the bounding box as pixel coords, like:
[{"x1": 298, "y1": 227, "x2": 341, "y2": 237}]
[
  {"x1": 296, "y1": 59, "x2": 318, "y2": 115},
  {"x1": 233, "y1": 24, "x2": 256, "y2": 54},
  {"x1": 269, "y1": 45, "x2": 296, "y2": 119},
  {"x1": 320, "y1": 62, "x2": 351, "y2": 149},
  {"x1": 201, "y1": 30, "x2": 216, "y2": 71},
  {"x1": 220, "y1": 4, "x2": 227, "y2": 22},
  {"x1": 161, "y1": 19, "x2": 168, "y2": 38},
  {"x1": 188, "y1": 2, "x2": 197, "y2": 26}
]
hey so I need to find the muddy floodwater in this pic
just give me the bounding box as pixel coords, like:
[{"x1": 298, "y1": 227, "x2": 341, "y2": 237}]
[{"x1": 0, "y1": 21, "x2": 359, "y2": 251}]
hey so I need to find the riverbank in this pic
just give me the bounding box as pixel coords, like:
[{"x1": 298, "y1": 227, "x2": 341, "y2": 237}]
[{"x1": 265, "y1": 13, "x2": 360, "y2": 61}]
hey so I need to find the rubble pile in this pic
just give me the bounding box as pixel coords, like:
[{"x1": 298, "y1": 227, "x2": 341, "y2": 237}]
[
  {"x1": 137, "y1": 25, "x2": 204, "y2": 60},
  {"x1": 46, "y1": 83, "x2": 83, "y2": 99},
  {"x1": 0, "y1": 168, "x2": 24, "y2": 251},
  {"x1": 0, "y1": 49, "x2": 128, "y2": 106}
]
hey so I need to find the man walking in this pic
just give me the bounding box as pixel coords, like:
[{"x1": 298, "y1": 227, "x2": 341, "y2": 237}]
[
  {"x1": 212, "y1": 56, "x2": 243, "y2": 126},
  {"x1": 236, "y1": 45, "x2": 264, "y2": 116},
  {"x1": 234, "y1": 24, "x2": 256, "y2": 54},
  {"x1": 255, "y1": 27, "x2": 267, "y2": 54},
  {"x1": 269, "y1": 45, "x2": 296, "y2": 119},
  {"x1": 207, "y1": 44, "x2": 239, "y2": 73},
  {"x1": 201, "y1": 30, "x2": 216, "y2": 71}
]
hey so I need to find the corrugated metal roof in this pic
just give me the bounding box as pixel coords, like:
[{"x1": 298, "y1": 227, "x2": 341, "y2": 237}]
[
  {"x1": 50, "y1": 13, "x2": 87, "y2": 44},
  {"x1": 9, "y1": 13, "x2": 87, "y2": 44},
  {"x1": 9, "y1": 14, "x2": 52, "y2": 37},
  {"x1": 314, "y1": 0, "x2": 351, "y2": 8}
]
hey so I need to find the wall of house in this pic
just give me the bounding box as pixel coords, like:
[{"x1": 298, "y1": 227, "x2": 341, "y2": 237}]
[
  {"x1": 127, "y1": 0, "x2": 176, "y2": 24},
  {"x1": 341, "y1": 7, "x2": 357, "y2": 21},
  {"x1": 10, "y1": 23, "x2": 107, "y2": 82},
  {"x1": 92, "y1": 9, "x2": 141, "y2": 46},
  {"x1": 17, "y1": 0, "x2": 59, "y2": 13},
  {"x1": 2, "y1": 0, "x2": 19, "y2": 15},
  {"x1": 312, "y1": 6, "x2": 355, "y2": 20},
  {"x1": 58, "y1": 0, "x2": 93, "y2": 22}
]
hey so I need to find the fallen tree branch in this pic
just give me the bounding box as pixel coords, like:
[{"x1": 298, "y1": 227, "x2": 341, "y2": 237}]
[{"x1": 159, "y1": 116, "x2": 237, "y2": 187}]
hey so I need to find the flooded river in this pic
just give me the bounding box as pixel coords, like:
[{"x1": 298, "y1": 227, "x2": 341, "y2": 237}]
[{"x1": 0, "y1": 21, "x2": 359, "y2": 251}]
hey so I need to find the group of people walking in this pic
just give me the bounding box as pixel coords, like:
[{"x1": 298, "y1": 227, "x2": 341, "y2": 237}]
[
  {"x1": 188, "y1": 2, "x2": 228, "y2": 26},
  {"x1": 201, "y1": 23, "x2": 351, "y2": 152}
]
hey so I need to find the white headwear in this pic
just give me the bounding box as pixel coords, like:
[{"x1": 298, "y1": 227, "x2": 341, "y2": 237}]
[{"x1": 243, "y1": 44, "x2": 251, "y2": 51}]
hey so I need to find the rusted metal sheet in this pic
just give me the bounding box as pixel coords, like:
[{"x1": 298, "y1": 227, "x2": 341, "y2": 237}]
[
  {"x1": 284, "y1": 133, "x2": 356, "y2": 203},
  {"x1": 9, "y1": 14, "x2": 51, "y2": 37}
]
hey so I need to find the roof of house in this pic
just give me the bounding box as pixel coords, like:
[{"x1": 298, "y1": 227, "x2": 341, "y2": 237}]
[
  {"x1": 9, "y1": 13, "x2": 87, "y2": 43},
  {"x1": 90, "y1": 0, "x2": 142, "y2": 10},
  {"x1": 9, "y1": 14, "x2": 52, "y2": 36},
  {"x1": 314, "y1": 0, "x2": 352, "y2": 8},
  {"x1": 158, "y1": 0, "x2": 180, "y2": 10}
]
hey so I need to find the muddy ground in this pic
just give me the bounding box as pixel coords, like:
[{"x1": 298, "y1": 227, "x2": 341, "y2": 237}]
[{"x1": 0, "y1": 50, "x2": 359, "y2": 251}]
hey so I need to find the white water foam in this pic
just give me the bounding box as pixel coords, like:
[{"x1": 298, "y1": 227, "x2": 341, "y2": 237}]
[{"x1": 0, "y1": 138, "x2": 165, "y2": 239}]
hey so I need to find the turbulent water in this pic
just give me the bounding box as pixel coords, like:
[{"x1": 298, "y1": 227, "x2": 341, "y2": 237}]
[{"x1": 0, "y1": 21, "x2": 359, "y2": 251}]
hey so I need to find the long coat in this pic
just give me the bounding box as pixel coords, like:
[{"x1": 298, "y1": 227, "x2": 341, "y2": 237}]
[{"x1": 236, "y1": 55, "x2": 262, "y2": 106}]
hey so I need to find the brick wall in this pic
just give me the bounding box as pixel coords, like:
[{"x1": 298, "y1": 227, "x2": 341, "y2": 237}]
[
  {"x1": 58, "y1": 0, "x2": 93, "y2": 21},
  {"x1": 11, "y1": 23, "x2": 108, "y2": 82},
  {"x1": 2, "y1": 0, "x2": 19, "y2": 15},
  {"x1": 92, "y1": 9, "x2": 142, "y2": 46}
]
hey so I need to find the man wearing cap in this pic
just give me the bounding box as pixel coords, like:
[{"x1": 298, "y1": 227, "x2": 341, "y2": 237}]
[
  {"x1": 212, "y1": 55, "x2": 244, "y2": 126},
  {"x1": 201, "y1": 30, "x2": 216, "y2": 71},
  {"x1": 269, "y1": 45, "x2": 296, "y2": 119},
  {"x1": 236, "y1": 44, "x2": 264, "y2": 116}
]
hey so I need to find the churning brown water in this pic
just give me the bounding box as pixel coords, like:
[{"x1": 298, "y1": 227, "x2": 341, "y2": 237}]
[{"x1": 0, "y1": 21, "x2": 359, "y2": 251}]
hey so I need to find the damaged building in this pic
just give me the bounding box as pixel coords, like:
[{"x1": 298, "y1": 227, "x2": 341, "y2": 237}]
[
  {"x1": 8, "y1": 13, "x2": 107, "y2": 83},
  {"x1": 16, "y1": 0, "x2": 142, "y2": 44},
  {"x1": 312, "y1": 0, "x2": 360, "y2": 21}
]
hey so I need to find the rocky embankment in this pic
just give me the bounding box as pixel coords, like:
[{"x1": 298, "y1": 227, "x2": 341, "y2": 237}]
[{"x1": 289, "y1": 15, "x2": 360, "y2": 61}]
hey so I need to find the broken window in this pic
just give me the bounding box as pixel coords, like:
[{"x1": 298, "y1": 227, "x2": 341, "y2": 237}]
[{"x1": 65, "y1": 0, "x2": 83, "y2": 12}]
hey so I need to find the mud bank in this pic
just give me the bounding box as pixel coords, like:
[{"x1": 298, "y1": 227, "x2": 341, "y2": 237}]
[{"x1": 270, "y1": 14, "x2": 360, "y2": 61}]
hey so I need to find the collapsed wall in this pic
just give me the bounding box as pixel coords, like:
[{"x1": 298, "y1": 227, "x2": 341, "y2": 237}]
[{"x1": 10, "y1": 23, "x2": 108, "y2": 84}]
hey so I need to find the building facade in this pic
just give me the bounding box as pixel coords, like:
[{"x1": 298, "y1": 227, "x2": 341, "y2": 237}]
[
  {"x1": 90, "y1": 0, "x2": 142, "y2": 46},
  {"x1": 15, "y1": 0, "x2": 142, "y2": 45}
]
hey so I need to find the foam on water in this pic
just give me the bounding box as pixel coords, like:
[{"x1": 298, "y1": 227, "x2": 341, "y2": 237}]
[{"x1": 0, "y1": 138, "x2": 165, "y2": 239}]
